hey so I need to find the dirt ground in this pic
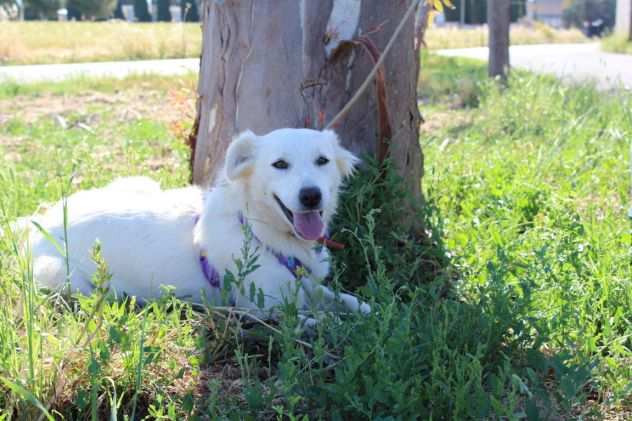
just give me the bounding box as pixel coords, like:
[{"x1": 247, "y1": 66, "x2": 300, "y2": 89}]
[{"x1": 0, "y1": 87, "x2": 195, "y2": 127}]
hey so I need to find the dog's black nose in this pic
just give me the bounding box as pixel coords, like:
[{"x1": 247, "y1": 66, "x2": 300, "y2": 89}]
[{"x1": 299, "y1": 187, "x2": 322, "y2": 209}]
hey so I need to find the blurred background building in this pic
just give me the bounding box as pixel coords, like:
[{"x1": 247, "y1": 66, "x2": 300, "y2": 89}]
[{"x1": 526, "y1": 0, "x2": 565, "y2": 27}]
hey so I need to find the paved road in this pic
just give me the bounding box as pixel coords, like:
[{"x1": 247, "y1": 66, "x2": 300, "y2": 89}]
[
  {"x1": 437, "y1": 43, "x2": 632, "y2": 90},
  {"x1": 1, "y1": 43, "x2": 630, "y2": 90},
  {"x1": 0, "y1": 58, "x2": 199, "y2": 84}
]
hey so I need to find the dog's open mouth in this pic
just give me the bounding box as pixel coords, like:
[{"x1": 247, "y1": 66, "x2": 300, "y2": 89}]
[{"x1": 273, "y1": 194, "x2": 324, "y2": 241}]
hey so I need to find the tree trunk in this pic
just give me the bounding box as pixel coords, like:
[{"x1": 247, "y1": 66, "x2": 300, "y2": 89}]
[
  {"x1": 629, "y1": 0, "x2": 632, "y2": 42},
  {"x1": 415, "y1": 1, "x2": 433, "y2": 49},
  {"x1": 487, "y1": 0, "x2": 510, "y2": 80},
  {"x1": 114, "y1": 0, "x2": 124, "y2": 20},
  {"x1": 182, "y1": 0, "x2": 200, "y2": 22},
  {"x1": 134, "y1": 0, "x2": 151, "y2": 22},
  {"x1": 191, "y1": 0, "x2": 423, "y2": 207},
  {"x1": 157, "y1": 0, "x2": 171, "y2": 22}
]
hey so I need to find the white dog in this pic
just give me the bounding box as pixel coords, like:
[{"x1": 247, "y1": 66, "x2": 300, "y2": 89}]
[{"x1": 20, "y1": 128, "x2": 370, "y2": 318}]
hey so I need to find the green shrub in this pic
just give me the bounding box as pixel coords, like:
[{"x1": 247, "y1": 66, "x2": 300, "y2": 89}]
[
  {"x1": 23, "y1": 0, "x2": 59, "y2": 20},
  {"x1": 66, "y1": 0, "x2": 117, "y2": 20},
  {"x1": 330, "y1": 157, "x2": 451, "y2": 293}
]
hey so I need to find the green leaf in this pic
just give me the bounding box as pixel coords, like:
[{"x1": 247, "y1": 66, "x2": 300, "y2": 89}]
[
  {"x1": 31, "y1": 220, "x2": 65, "y2": 257},
  {"x1": 0, "y1": 377, "x2": 55, "y2": 421}
]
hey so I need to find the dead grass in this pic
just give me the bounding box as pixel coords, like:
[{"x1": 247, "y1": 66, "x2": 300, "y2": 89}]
[
  {"x1": 1, "y1": 21, "x2": 586, "y2": 66},
  {"x1": 420, "y1": 109, "x2": 472, "y2": 134},
  {"x1": 425, "y1": 23, "x2": 587, "y2": 50},
  {"x1": 0, "y1": 21, "x2": 201, "y2": 65},
  {"x1": 0, "y1": 80, "x2": 196, "y2": 125},
  {"x1": 0, "y1": 75, "x2": 196, "y2": 178}
]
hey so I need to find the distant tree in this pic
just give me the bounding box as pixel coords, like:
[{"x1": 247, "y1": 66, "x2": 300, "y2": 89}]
[
  {"x1": 488, "y1": 0, "x2": 510, "y2": 81},
  {"x1": 182, "y1": 0, "x2": 198, "y2": 22},
  {"x1": 157, "y1": 0, "x2": 170, "y2": 21},
  {"x1": 114, "y1": 0, "x2": 124, "y2": 20},
  {"x1": 0, "y1": 0, "x2": 19, "y2": 19},
  {"x1": 629, "y1": 0, "x2": 632, "y2": 41},
  {"x1": 443, "y1": 0, "x2": 526, "y2": 24},
  {"x1": 66, "y1": 0, "x2": 116, "y2": 20},
  {"x1": 23, "y1": 0, "x2": 59, "y2": 20},
  {"x1": 134, "y1": 0, "x2": 150, "y2": 22},
  {"x1": 66, "y1": 3, "x2": 81, "y2": 20}
]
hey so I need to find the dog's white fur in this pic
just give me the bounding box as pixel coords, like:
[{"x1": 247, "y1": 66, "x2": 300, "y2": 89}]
[{"x1": 22, "y1": 128, "x2": 369, "y2": 316}]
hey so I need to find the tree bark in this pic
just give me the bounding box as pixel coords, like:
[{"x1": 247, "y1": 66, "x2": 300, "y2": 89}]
[
  {"x1": 629, "y1": 0, "x2": 632, "y2": 42},
  {"x1": 134, "y1": 0, "x2": 151, "y2": 22},
  {"x1": 191, "y1": 0, "x2": 423, "y2": 206},
  {"x1": 487, "y1": 0, "x2": 510, "y2": 80},
  {"x1": 157, "y1": 0, "x2": 170, "y2": 21},
  {"x1": 415, "y1": 1, "x2": 433, "y2": 49}
]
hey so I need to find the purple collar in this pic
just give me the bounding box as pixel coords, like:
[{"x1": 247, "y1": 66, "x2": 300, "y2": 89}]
[
  {"x1": 195, "y1": 214, "x2": 221, "y2": 288},
  {"x1": 199, "y1": 250, "x2": 220, "y2": 288},
  {"x1": 196, "y1": 213, "x2": 311, "y2": 289},
  {"x1": 237, "y1": 212, "x2": 311, "y2": 278}
]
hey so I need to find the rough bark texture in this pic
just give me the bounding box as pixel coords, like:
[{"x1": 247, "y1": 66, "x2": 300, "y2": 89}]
[
  {"x1": 629, "y1": 1, "x2": 632, "y2": 41},
  {"x1": 415, "y1": 1, "x2": 433, "y2": 49},
  {"x1": 192, "y1": 0, "x2": 423, "y2": 204},
  {"x1": 487, "y1": 0, "x2": 510, "y2": 80}
]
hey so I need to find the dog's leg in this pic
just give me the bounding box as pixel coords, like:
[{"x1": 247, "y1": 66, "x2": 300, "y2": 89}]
[
  {"x1": 33, "y1": 255, "x2": 94, "y2": 296},
  {"x1": 336, "y1": 289, "x2": 371, "y2": 314},
  {"x1": 298, "y1": 315, "x2": 319, "y2": 329},
  {"x1": 301, "y1": 280, "x2": 371, "y2": 315}
]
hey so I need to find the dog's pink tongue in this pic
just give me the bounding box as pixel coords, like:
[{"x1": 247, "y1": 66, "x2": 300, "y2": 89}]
[{"x1": 294, "y1": 211, "x2": 324, "y2": 241}]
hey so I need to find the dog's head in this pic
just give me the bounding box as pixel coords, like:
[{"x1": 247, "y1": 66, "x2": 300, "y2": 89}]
[{"x1": 224, "y1": 128, "x2": 358, "y2": 241}]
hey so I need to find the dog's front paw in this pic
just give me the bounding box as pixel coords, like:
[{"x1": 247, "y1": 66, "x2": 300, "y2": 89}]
[{"x1": 359, "y1": 302, "x2": 371, "y2": 315}]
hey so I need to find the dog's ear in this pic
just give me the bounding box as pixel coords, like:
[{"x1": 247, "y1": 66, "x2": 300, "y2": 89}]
[
  {"x1": 225, "y1": 130, "x2": 257, "y2": 181},
  {"x1": 325, "y1": 130, "x2": 359, "y2": 178}
]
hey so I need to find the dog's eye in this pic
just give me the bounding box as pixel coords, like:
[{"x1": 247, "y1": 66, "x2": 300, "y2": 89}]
[
  {"x1": 316, "y1": 156, "x2": 330, "y2": 166},
  {"x1": 272, "y1": 159, "x2": 289, "y2": 170}
]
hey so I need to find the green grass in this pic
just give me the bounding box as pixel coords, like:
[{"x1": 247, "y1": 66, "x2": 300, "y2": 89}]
[
  {"x1": 601, "y1": 35, "x2": 632, "y2": 55},
  {"x1": 0, "y1": 60, "x2": 630, "y2": 419},
  {"x1": 0, "y1": 72, "x2": 198, "y2": 100},
  {"x1": 422, "y1": 62, "x2": 631, "y2": 415}
]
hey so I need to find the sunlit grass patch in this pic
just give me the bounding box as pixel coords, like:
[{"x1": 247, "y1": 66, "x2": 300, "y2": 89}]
[
  {"x1": 0, "y1": 72, "x2": 198, "y2": 99},
  {"x1": 423, "y1": 70, "x2": 631, "y2": 415},
  {"x1": 0, "y1": 21, "x2": 202, "y2": 65},
  {"x1": 0, "y1": 57, "x2": 630, "y2": 418},
  {"x1": 601, "y1": 35, "x2": 632, "y2": 55},
  {"x1": 425, "y1": 23, "x2": 587, "y2": 50}
]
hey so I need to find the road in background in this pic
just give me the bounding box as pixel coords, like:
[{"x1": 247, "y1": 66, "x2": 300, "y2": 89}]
[
  {"x1": 437, "y1": 43, "x2": 631, "y2": 90},
  {"x1": 0, "y1": 58, "x2": 199, "y2": 84},
  {"x1": 1, "y1": 43, "x2": 630, "y2": 91}
]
